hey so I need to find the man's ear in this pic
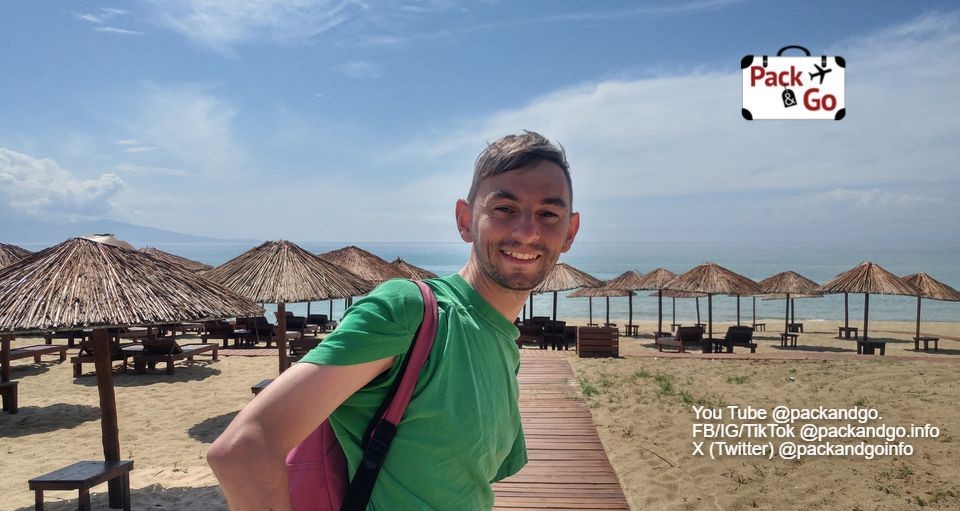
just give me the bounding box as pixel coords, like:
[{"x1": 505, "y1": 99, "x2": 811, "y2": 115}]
[
  {"x1": 560, "y1": 211, "x2": 580, "y2": 253},
  {"x1": 455, "y1": 199, "x2": 474, "y2": 242}
]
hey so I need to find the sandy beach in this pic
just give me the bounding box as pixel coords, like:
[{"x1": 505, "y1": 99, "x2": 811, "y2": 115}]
[{"x1": 2, "y1": 319, "x2": 959, "y2": 510}]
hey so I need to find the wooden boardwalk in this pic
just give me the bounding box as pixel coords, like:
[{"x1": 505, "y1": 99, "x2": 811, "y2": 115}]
[{"x1": 493, "y1": 352, "x2": 629, "y2": 510}]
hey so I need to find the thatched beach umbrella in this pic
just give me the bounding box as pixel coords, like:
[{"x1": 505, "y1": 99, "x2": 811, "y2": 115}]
[
  {"x1": 569, "y1": 285, "x2": 633, "y2": 326},
  {"x1": 818, "y1": 261, "x2": 918, "y2": 345},
  {"x1": 532, "y1": 263, "x2": 602, "y2": 321},
  {"x1": 759, "y1": 271, "x2": 820, "y2": 336},
  {"x1": 902, "y1": 273, "x2": 960, "y2": 343},
  {"x1": 319, "y1": 245, "x2": 406, "y2": 315},
  {"x1": 206, "y1": 241, "x2": 373, "y2": 373},
  {"x1": 605, "y1": 271, "x2": 644, "y2": 332},
  {"x1": 665, "y1": 262, "x2": 760, "y2": 338},
  {"x1": 391, "y1": 257, "x2": 438, "y2": 280},
  {"x1": 140, "y1": 246, "x2": 214, "y2": 272},
  {"x1": 634, "y1": 268, "x2": 677, "y2": 335},
  {"x1": 0, "y1": 243, "x2": 32, "y2": 269},
  {"x1": 0, "y1": 236, "x2": 261, "y2": 507}
]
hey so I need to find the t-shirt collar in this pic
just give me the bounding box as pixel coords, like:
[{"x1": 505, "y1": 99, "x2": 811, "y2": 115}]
[{"x1": 443, "y1": 273, "x2": 520, "y2": 338}]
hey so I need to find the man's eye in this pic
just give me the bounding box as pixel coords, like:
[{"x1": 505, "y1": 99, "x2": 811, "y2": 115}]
[{"x1": 494, "y1": 206, "x2": 514, "y2": 214}]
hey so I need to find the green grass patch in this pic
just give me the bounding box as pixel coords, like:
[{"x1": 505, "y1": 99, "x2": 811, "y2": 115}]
[{"x1": 727, "y1": 375, "x2": 749, "y2": 385}]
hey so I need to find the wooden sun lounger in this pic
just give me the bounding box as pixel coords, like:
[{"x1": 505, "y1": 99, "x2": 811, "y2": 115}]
[
  {"x1": 715, "y1": 326, "x2": 757, "y2": 353},
  {"x1": 71, "y1": 343, "x2": 143, "y2": 377},
  {"x1": 656, "y1": 326, "x2": 703, "y2": 353},
  {"x1": 7, "y1": 344, "x2": 69, "y2": 364},
  {"x1": 133, "y1": 338, "x2": 218, "y2": 374}
]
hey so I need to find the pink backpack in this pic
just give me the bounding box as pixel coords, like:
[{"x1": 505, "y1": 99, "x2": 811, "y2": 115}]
[{"x1": 286, "y1": 280, "x2": 438, "y2": 511}]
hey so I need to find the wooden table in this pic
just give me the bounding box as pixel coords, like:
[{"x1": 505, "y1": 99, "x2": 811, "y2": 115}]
[
  {"x1": 913, "y1": 336, "x2": 939, "y2": 351},
  {"x1": 837, "y1": 326, "x2": 858, "y2": 339},
  {"x1": 623, "y1": 324, "x2": 639, "y2": 336},
  {"x1": 788, "y1": 322, "x2": 804, "y2": 333},
  {"x1": 779, "y1": 332, "x2": 799, "y2": 347},
  {"x1": 670, "y1": 323, "x2": 681, "y2": 331},
  {"x1": 29, "y1": 460, "x2": 134, "y2": 511},
  {"x1": 752, "y1": 323, "x2": 766, "y2": 332}
]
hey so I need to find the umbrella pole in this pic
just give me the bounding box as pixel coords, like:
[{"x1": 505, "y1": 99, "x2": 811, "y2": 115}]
[
  {"x1": 696, "y1": 297, "x2": 701, "y2": 324},
  {"x1": 552, "y1": 291, "x2": 558, "y2": 321},
  {"x1": 589, "y1": 297, "x2": 593, "y2": 324},
  {"x1": 791, "y1": 298, "x2": 796, "y2": 325},
  {"x1": 1, "y1": 335, "x2": 10, "y2": 382},
  {"x1": 784, "y1": 293, "x2": 790, "y2": 335},
  {"x1": 736, "y1": 295, "x2": 741, "y2": 326},
  {"x1": 530, "y1": 294, "x2": 534, "y2": 318},
  {"x1": 278, "y1": 302, "x2": 289, "y2": 374},
  {"x1": 752, "y1": 296, "x2": 756, "y2": 327},
  {"x1": 672, "y1": 297, "x2": 676, "y2": 328},
  {"x1": 605, "y1": 296, "x2": 610, "y2": 325},
  {"x1": 707, "y1": 294, "x2": 713, "y2": 338},
  {"x1": 92, "y1": 328, "x2": 123, "y2": 507},
  {"x1": 844, "y1": 292, "x2": 849, "y2": 329},
  {"x1": 915, "y1": 296, "x2": 922, "y2": 342},
  {"x1": 628, "y1": 294, "x2": 633, "y2": 332},
  {"x1": 863, "y1": 293, "x2": 870, "y2": 343},
  {"x1": 307, "y1": 301, "x2": 311, "y2": 316},
  {"x1": 658, "y1": 290, "x2": 663, "y2": 335}
]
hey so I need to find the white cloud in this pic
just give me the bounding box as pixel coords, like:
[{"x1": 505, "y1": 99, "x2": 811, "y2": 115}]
[
  {"x1": 817, "y1": 188, "x2": 942, "y2": 207},
  {"x1": 0, "y1": 148, "x2": 125, "y2": 221},
  {"x1": 111, "y1": 163, "x2": 190, "y2": 177},
  {"x1": 339, "y1": 60, "x2": 382, "y2": 78},
  {"x1": 121, "y1": 84, "x2": 243, "y2": 177},
  {"x1": 143, "y1": 0, "x2": 356, "y2": 51},
  {"x1": 94, "y1": 27, "x2": 142, "y2": 35},
  {"x1": 400, "y1": 13, "x2": 960, "y2": 207},
  {"x1": 115, "y1": 139, "x2": 139, "y2": 145},
  {"x1": 123, "y1": 145, "x2": 158, "y2": 153}
]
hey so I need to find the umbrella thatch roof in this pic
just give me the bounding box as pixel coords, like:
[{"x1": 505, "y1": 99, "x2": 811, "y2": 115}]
[
  {"x1": 140, "y1": 246, "x2": 213, "y2": 272},
  {"x1": 0, "y1": 237, "x2": 262, "y2": 334},
  {"x1": 605, "y1": 270, "x2": 645, "y2": 291},
  {"x1": 533, "y1": 263, "x2": 602, "y2": 293},
  {"x1": 817, "y1": 261, "x2": 917, "y2": 296},
  {"x1": 664, "y1": 262, "x2": 760, "y2": 295},
  {"x1": 656, "y1": 289, "x2": 707, "y2": 298},
  {"x1": 0, "y1": 243, "x2": 32, "y2": 268},
  {"x1": 759, "y1": 271, "x2": 820, "y2": 295},
  {"x1": 206, "y1": 241, "x2": 373, "y2": 304},
  {"x1": 569, "y1": 286, "x2": 633, "y2": 298},
  {"x1": 319, "y1": 245, "x2": 407, "y2": 284},
  {"x1": 635, "y1": 268, "x2": 678, "y2": 290},
  {"x1": 391, "y1": 257, "x2": 438, "y2": 280},
  {"x1": 902, "y1": 273, "x2": 960, "y2": 301}
]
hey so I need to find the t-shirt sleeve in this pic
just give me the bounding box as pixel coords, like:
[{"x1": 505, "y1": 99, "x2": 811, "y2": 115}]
[
  {"x1": 491, "y1": 424, "x2": 527, "y2": 483},
  {"x1": 300, "y1": 279, "x2": 424, "y2": 366}
]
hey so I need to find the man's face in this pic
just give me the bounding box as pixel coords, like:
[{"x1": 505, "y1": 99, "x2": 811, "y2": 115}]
[{"x1": 457, "y1": 160, "x2": 580, "y2": 291}]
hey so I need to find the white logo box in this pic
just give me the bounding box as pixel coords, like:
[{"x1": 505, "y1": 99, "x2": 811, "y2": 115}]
[{"x1": 742, "y1": 46, "x2": 845, "y2": 120}]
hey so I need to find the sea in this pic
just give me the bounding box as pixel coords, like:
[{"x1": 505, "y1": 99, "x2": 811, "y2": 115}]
[{"x1": 24, "y1": 241, "x2": 960, "y2": 324}]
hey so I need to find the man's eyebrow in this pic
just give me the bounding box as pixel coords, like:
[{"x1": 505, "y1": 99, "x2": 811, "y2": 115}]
[{"x1": 489, "y1": 190, "x2": 567, "y2": 208}]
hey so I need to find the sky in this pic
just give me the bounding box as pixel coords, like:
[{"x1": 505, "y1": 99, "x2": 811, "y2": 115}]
[{"x1": 1, "y1": 0, "x2": 959, "y2": 244}]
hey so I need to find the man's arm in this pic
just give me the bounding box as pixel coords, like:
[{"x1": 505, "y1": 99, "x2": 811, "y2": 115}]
[{"x1": 207, "y1": 356, "x2": 395, "y2": 511}]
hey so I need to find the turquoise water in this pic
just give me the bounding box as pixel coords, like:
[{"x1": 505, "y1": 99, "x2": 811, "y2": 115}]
[{"x1": 28, "y1": 241, "x2": 958, "y2": 323}]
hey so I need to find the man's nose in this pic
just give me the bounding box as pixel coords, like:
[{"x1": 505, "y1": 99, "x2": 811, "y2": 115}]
[{"x1": 512, "y1": 211, "x2": 540, "y2": 243}]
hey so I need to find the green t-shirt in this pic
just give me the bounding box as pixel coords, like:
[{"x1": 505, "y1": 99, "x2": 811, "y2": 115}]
[{"x1": 300, "y1": 274, "x2": 527, "y2": 510}]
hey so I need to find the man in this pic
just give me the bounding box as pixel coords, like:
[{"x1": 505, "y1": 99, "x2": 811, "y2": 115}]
[{"x1": 208, "y1": 131, "x2": 581, "y2": 510}]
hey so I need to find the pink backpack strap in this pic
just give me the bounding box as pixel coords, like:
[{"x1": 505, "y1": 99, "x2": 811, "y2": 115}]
[
  {"x1": 382, "y1": 280, "x2": 437, "y2": 424},
  {"x1": 340, "y1": 280, "x2": 437, "y2": 511}
]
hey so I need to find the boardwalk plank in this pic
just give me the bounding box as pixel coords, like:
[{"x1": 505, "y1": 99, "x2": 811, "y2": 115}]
[{"x1": 493, "y1": 352, "x2": 629, "y2": 510}]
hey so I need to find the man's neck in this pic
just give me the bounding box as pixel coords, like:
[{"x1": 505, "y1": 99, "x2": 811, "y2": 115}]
[{"x1": 458, "y1": 259, "x2": 528, "y2": 322}]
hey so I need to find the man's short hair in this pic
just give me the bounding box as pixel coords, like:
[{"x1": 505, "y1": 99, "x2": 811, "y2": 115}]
[{"x1": 468, "y1": 131, "x2": 572, "y2": 205}]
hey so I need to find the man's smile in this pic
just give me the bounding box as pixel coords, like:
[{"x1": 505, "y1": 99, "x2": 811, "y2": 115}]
[{"x1": 501, "y1": 250, "x2": 541, "y2": 262}]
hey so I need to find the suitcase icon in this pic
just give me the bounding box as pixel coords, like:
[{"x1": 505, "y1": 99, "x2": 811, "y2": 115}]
[{"x1": 742, "y1": 45, "x2": 845, "y2": 120}]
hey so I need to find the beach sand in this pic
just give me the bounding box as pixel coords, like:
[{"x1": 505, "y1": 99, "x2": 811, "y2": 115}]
[{"x1": 1, "y1": 319, "x2": 958, "y2": 510}]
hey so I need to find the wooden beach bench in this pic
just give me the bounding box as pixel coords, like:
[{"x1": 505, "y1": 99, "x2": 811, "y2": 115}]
[
  {"x1": 857, "y1": 339, "x2": 886, "y2": 355},
  {"x1": 752, "y1": 322, "x2": 766, "y2": 332},
  {"x1": 132, "y1": 338, "x2": 218, "y2": 374},
  {"x1": 7, "y1": 344, "x2": 68, "y2": 364},
  {"x1": 779, "y1": 332, "x2": 799, "y2": 348},
  {"x1": 43, "y1": 330, "x2": 88, "y2": 347},
  {"x1": 577, "y1": 326, "x2": 619, "y2": 358},
  {"x1": 251, "y1": 378, "x2": 273, "y2": 396},
  {"x1": 29, "y1": 460, "x2": 133, "y2": 511},
  {"x1": 71, "y1": 341, "x2": 142, "y2": 377},
  {"x1": 913, "y1": 336, "x2": 939, "y2": 351},
  {"x1": 837, "y1": 326, "x2": 858, "y2": 339}
]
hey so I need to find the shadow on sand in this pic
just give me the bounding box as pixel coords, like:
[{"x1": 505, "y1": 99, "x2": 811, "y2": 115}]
[
  {"x1": 0, "y1": 403, "x2": 101, "y2": 437},
  {"x1": 72, "y1": 364, "x2": 222, "y2": 388},
  {"x1": 188, "y1": 411, "x2": 239, "y2": 444},
  {"x1": 12, "y1": 483, "x2": 228, "y2": 511}
]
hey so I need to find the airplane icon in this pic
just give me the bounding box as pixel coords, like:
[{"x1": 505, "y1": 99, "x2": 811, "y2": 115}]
[{"x1": 809, "y1": 64, "x2": 832, "y2": 84}]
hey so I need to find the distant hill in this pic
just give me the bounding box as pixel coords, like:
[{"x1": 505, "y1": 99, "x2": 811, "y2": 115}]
[{"x1": 0, "y1": 218, "x2": 256, "y2": 245}]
